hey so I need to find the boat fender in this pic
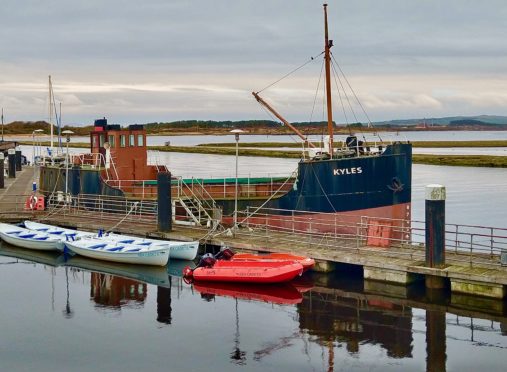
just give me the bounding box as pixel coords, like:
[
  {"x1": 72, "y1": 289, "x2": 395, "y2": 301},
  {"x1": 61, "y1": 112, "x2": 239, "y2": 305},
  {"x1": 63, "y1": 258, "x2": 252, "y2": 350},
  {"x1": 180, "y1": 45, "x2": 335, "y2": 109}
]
[{"x1": 182, "y1": 266, "x2": 194, "y2": 278}]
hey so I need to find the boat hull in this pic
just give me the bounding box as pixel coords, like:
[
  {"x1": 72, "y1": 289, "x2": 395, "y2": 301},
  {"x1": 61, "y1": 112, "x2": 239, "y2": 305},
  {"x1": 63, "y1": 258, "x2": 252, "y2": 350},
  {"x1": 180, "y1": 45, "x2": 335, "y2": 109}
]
[
  {"x1": 24, "y1": 221, "x2": 199, "y2": 260},
  {"x1": 64, "y1": 240, "x2": 170, "y2": 266},
  {"x1": 0, "y1": 223, "x2": 63, "y2": 251},
  {"x1": 231, "y1": 253, "x2": 315, "y2": 272},
  {"x1": 190, "y1": 260, "x2": 304, "y2": 283},
  {"x1": 40, "y1": 143, "x2": 412, "y2": 236}
]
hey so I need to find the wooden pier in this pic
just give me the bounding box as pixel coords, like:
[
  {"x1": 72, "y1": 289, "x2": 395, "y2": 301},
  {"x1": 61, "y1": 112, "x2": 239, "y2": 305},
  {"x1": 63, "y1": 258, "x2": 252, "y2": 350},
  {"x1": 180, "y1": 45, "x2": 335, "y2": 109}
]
[{"x1": 1, "y1": 168, "x2": 507, "y2": 300}]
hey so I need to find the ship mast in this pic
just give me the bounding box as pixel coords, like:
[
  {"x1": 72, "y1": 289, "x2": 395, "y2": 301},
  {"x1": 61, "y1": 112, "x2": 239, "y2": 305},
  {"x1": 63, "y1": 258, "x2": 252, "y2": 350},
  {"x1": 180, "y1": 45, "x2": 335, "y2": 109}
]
[
  {"x1": 323, "y1": 3, "x2": 334, "y2": 156},
  {"x1": 48, "y1": 75, "x2": 54, "y2": 150}
]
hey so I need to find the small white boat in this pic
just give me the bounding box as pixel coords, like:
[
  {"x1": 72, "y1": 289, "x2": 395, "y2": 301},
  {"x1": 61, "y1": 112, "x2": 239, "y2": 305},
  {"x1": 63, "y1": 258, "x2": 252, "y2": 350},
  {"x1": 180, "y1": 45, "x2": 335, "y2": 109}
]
[
  {"x1": 0, "y1": 223, "x2": 65, "y2": 251},
  {"x1": 24, "y1": 220, "x2": 94, "y2": 240},
  {"x1": 24, "y1": 220, "x2": 200, "y2": 260},
  {"x1": 105, "y1": 232, "x2": 199, "y2": 260},
  {"x1": 64, "y1": 237, "x2": 170, "y2": 266}
]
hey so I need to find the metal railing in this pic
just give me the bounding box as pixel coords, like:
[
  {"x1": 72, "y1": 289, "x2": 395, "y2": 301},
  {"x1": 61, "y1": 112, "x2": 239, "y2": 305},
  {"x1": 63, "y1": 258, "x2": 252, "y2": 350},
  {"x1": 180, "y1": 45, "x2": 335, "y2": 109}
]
[
  {"x1": 3, "y1": 192, "x2": 507, "y2": 268},
  {"x1": 239, "y1": 207, "x2": 507, "y2": 268}
]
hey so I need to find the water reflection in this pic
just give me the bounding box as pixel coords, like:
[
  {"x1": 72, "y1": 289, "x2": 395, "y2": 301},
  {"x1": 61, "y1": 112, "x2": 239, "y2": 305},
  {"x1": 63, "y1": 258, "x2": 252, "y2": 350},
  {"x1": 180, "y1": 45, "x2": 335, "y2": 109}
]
[
  {"x1": 297, "y1": 278, "x2": 414, "y2": 359},
  {"x1": 90, "y1": 272, "x2": 147, "y2": 310}
]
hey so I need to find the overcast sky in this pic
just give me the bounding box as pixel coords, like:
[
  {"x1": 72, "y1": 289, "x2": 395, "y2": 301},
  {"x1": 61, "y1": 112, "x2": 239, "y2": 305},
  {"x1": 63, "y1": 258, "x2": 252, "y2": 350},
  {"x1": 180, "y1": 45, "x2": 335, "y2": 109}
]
[{"x1": 1, "y1": 0, "x2": 506, "y2": 125}]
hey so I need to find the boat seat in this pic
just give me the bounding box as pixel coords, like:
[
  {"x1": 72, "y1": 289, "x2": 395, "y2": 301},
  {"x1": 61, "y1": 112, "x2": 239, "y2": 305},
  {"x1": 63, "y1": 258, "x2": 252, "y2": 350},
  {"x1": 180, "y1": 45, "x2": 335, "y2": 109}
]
[
  {"x1": 119, "y1": 239, "x2": 135, "y2": 244},
  {"x1": 106, "y1": 246, "x2": 124, "y2": 252},
  {"x1": 49, "y1": 231, "x2": 64, "y2": 235},
  {"x1": 19, "y1": 234, "x2": 36, "y2": 239},
  {"x1": 35, "y1": 228, "x2": 49, "y2": 232},
  {"x1": 89, "y1": 243, "x2": 107, "y2": 249},
  {"x1": 124, "y1": 248, "x2": 141, "y2": 252},
  {"x1": 34, "y1": 237, "x2": 49, "y2": 240},
  {"x1": 137, "y1": 242, "x2": 151, "y2": 246},
  {"x1": 7, "y1": 231, "x2": 22, "y2": 235}
]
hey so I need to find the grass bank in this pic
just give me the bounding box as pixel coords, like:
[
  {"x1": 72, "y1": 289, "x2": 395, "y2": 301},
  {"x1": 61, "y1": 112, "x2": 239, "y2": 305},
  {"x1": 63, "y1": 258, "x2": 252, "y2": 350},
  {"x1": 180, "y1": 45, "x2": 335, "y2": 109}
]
[{"x1": 197, "y1": 140, "x2": 507, "y2": 148}]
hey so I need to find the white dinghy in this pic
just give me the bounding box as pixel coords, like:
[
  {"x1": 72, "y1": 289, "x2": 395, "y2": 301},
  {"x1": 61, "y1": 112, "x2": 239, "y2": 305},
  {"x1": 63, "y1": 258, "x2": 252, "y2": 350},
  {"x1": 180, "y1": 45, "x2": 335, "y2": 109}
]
[
  {"x1": 0, "y1": 223, "x2": 66, "y2": 251},
  {"x1": 63, "y1": 237, "x2": 170, "y2": 266},
  {"x1": 24, "y1": 220, "x2": 95, "y2": 240},
  {"x1": 24, "y1": 220, "x2": 199, "y2": 260}
]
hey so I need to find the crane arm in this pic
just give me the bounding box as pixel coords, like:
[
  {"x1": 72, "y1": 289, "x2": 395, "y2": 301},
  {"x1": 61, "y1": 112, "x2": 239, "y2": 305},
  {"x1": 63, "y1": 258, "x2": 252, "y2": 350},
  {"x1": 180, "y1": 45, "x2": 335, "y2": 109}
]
[{"x1": 252, "y1": 92, "x2": 316, "y2": 148}]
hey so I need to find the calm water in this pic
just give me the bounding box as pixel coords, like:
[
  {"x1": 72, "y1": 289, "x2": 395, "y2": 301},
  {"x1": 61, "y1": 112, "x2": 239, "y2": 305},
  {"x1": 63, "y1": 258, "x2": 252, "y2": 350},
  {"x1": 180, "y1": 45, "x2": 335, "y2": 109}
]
[
  {"x1": 0, "y1": 248, "x2": 506, "y2": 372},
  {"x1": 5, "y1": 133, "x2": 507, "y2": 371}
]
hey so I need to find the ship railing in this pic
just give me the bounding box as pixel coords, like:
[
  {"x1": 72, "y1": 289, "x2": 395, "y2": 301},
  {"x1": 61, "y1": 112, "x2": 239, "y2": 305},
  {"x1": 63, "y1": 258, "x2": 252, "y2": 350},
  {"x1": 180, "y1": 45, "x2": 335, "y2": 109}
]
[
  {"x1": 68, "y1": 152, "x2": 120, "y2": 182},
  {"x1": 240, "y1": 207, "x2": 507, "y2": 268},
  {"x1": 39, "y1": 192, "x2": 211, "y2": 226},
  {"x1": 147, "y1": 150, "x2": 164, "y2": 172},
  {"x1": 173, "y1": 176, "x2": 218, "y2": 217},
  {"x1": 43, "y1": 193, "x2": 158, "y2": 225},
  {"x1": 176, "y1": 172, "x2": 296, "y2": 200}
]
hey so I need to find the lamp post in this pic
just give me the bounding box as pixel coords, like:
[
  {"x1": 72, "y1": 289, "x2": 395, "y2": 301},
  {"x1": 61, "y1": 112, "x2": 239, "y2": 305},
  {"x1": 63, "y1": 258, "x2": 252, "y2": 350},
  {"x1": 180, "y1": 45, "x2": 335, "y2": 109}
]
[
  {"x1": 62, "y1": 130, "x2": 73, "y2": 202},
  {"x1": 1, "y1": 108, "x2": 4, "y2": 142},
  {"x1": 230, "y1": 129, "x2": 245, "y2": 234}
]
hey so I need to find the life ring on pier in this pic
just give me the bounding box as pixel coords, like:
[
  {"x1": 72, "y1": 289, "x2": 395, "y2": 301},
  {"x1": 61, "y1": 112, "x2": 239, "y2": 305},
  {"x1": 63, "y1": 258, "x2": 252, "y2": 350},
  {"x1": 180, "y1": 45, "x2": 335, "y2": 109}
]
[
  {"x1": 29, "y1": 195, "x2": 38, "y2": 210},
  {"x1": 24, "y1": 195, "x2": 38, "y2": 210}
]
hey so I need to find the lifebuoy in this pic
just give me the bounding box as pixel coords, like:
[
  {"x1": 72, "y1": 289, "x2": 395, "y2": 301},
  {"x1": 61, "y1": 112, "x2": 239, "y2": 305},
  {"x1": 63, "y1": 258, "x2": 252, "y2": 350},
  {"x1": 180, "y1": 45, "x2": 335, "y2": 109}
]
[{"x1": 29, "y1": 195, "x2": 38, "y2": 210}]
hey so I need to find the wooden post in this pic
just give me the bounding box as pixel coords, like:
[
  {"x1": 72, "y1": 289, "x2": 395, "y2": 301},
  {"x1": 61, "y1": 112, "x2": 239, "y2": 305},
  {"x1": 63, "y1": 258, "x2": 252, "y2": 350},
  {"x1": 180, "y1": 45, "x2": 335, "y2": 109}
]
[
  {"x1": 157, "y1": 171, "x2": 172, "y2": 232},
  {"x1": 426, "y1": 184, "x2": 446, "y2": 268},
  {"x1": 15, "y1": 146, "x2": 22, "y2": 171},
  {"x1": 425, "y1": 184, "x2": 446, "y2": 289},
  {"x1": 7, "y1": 148, "x2": 15, "y2": 178},
  {"x1": 0, "y1": 152, "x2": 4, "y2": 188}
]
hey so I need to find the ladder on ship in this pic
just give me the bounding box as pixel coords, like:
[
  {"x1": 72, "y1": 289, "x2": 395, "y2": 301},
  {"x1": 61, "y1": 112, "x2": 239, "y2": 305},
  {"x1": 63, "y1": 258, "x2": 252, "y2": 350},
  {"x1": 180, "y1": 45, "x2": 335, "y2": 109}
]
[{"x1": 172, "y1": 178, "x2": 221, "y2": 228}]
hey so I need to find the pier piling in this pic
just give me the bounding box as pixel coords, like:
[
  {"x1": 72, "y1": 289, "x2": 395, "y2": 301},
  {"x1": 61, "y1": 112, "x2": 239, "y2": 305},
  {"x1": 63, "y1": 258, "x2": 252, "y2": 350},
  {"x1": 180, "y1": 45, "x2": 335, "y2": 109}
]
[
  {"x1": 7, "y1": 148, "x2": 15, "y2": 178},
  {"x1": 15, "y1": 146, "x2": 22, "y2": 172},
  {"x1": 157, "y1": 171, "x2": 172, "y2": 232},
  {"x1": 425, "y1": 184, "x2": 446, "y2": 289},
  {"x1": 0, "y1": 153, "x2": 4, "y2": 188}
]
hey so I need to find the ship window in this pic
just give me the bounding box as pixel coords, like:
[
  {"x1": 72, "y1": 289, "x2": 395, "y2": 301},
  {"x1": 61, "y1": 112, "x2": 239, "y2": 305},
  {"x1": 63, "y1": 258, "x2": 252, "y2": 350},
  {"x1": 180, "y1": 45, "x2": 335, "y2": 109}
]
[
  {"x1": 99, "y1": 134, "x2": 105, "y2": 147},
  {"x1": 120, "y1": 135, "x2": 126, "y2": 147},
  {"x1": 138, "y1": 134, "x2": 144, "y2": 146},
  {"x1": 92, "y1": 135, "x2": 98, "y2": 148},
  {"x1": 108, "y1": 135, "x2": 115, "y2": 147},
  {"x1": 129, "y1": 134, "x2": 135, "y2": 146}
]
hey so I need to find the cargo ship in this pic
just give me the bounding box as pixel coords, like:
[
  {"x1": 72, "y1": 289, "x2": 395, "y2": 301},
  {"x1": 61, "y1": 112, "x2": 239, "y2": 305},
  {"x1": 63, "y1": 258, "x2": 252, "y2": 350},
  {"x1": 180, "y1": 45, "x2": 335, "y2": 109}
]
[{"x1": 39, "y1": 4, "x2": 411, "y2": 237}]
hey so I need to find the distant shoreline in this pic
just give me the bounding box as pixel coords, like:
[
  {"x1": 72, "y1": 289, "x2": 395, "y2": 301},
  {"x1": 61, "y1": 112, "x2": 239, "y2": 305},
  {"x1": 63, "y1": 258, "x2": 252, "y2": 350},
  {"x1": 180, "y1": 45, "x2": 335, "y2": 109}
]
[{"x1": 14, "y1": 139, "x2": 507, "y2": 168}]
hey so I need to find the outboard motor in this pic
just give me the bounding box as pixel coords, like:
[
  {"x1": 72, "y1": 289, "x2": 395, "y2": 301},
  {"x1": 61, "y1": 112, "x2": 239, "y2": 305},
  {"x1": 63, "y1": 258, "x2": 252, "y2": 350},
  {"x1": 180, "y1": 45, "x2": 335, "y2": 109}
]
[
  {"x1": 198, "y1": 253, "x2": 217, "y2": 268},
  {"x1": 215, "y1": 247, "x2": 235, "y2": 260}
]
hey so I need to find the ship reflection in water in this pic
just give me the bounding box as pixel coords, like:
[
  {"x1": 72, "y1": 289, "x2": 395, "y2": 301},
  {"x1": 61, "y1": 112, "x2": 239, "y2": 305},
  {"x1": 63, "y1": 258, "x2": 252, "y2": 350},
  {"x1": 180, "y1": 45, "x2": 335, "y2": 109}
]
[
  {"x1": 1, "y1": 244, "x2": 506, "y2": 371},
  {"x1": 90, "y1": 273, "x2": 147, "y2": 310}
]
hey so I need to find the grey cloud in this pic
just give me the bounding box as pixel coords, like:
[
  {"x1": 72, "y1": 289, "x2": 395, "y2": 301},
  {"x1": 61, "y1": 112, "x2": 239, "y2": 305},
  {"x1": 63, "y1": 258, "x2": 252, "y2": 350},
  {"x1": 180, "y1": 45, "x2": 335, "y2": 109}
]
[{"x1": 1, "y1": 0, "x2": 507, "y2": 124}]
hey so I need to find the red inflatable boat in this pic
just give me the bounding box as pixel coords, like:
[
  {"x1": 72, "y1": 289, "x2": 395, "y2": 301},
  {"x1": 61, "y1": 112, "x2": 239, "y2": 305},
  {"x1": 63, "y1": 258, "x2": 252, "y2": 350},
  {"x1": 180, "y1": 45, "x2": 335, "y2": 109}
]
[
  {"x1": 230, "y1": 252, "x2": 315, "y2": 272},
  {"x1": 183, "y1": 260, "x2": 304, "y2": 284}
]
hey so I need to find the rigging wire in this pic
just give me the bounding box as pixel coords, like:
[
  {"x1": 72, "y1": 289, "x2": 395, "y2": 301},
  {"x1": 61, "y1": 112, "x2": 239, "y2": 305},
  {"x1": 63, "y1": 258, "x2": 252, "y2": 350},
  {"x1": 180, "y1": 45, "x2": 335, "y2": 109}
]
[
  {"x1": 330, "y1": 52, "x2": 383, "y2": 143},
  {"x1": 256, "y1": 51, "x2": 324, "y2": 94},
  {"x1": 309, "y1": 58, "x2": 325, "y2": 124},
  {"x1": 329, "y1": 62, "x2": 352, "y2": 135}
]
